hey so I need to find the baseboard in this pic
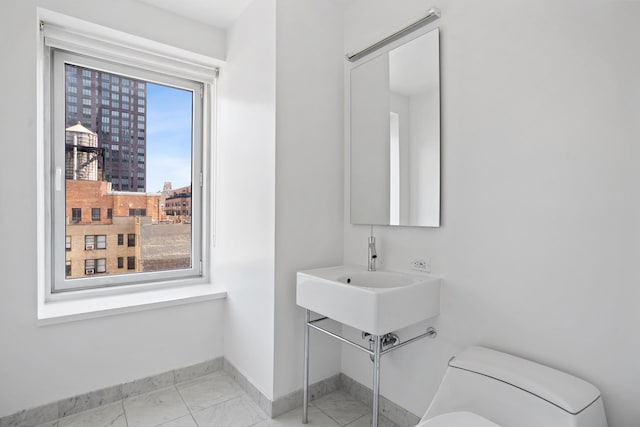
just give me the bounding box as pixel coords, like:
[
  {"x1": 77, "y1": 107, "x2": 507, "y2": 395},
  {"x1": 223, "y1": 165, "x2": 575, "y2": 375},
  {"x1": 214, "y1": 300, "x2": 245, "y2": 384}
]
[
  {"x1": 221, "y1": 358, "x2": 341, "y2": 418},
  {"x1": 340, "y1": 373, "x2": 422, "y2": 427},
  {"x1": 0, "y1": 357, "x2": 223, "y2": 427},
  {"x1": 0, "y1": 360, "x2": 418, "y2": 427}
]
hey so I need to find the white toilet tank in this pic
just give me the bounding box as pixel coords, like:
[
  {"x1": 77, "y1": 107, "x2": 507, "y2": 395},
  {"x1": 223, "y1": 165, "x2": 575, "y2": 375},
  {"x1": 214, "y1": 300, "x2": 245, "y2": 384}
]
[{"x1": 421, "y1": 347, "x2": 608, "y2": 427}]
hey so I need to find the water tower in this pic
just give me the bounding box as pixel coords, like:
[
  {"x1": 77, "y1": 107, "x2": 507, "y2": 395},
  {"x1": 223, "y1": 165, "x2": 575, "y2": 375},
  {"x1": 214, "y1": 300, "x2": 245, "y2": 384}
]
[{"x1": 65, "y1": 122, "x2": 99, "y2": 181}]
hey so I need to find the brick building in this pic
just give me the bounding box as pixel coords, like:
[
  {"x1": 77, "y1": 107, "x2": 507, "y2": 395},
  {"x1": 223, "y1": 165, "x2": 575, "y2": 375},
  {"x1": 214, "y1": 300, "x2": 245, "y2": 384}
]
[
  {"x1": 160, "y1": 182, "x2": 192, "y2": 222},
  {"x1": 64, "y1": 179, "x2": 161, "y2": 278}
]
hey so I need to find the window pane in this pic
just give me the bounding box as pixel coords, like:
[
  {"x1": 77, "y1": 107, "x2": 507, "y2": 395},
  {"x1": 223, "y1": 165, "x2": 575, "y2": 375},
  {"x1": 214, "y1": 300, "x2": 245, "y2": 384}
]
[
  {"x1": 85, "y1": 235, "x2": 95, "y2": 250},
  {"x1": 72, "y1": 208, "x2": 81, "y2": 223},
  {"x1": 62, "y1": 63, "x2": 194, "y2": 284}
]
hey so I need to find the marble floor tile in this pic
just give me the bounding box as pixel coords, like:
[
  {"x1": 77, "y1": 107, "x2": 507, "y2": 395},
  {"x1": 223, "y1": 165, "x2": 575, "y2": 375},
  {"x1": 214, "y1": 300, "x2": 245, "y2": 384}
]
[
  {"x1": 155, "y1": 415, "x2": 197, "y2": 427},
  {"x1": 176, "y1": 371, "x2": 244, "y2": 412},
  {"x1": 312, "y1": 391, "x2": 370, "y2": 426},
  {"x1": 191, "y1": 395, "x2": 266, "y2": 427},
  {"x1": 344, "y1": 413, "x2": 398, "y2": 427},
  {"x1": 123, "y1": 387, "x2": 189, "y2": 427},
  {"x1": 253, "y1": 406, "x2": 341, "y2": 427},
  {"x1": 57, "y1": 402, "x2": 126, "y2": 427}
]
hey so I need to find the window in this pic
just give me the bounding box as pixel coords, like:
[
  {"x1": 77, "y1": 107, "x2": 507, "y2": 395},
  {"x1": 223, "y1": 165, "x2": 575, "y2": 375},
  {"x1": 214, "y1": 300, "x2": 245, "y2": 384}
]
[
  {"x1": 84, "y1": 259, "x2": 95, "y2": 274},
  {"x1": 97, "y1": 258, "x2": 106, "y2": 273},
  {"x1": 65, "y1": 236, "x2": 71, "y2": 251},
  {"x1": 96, "y1": 235, "x2": 106, "y2": 249},
  {"x1": 42, "y1": 19, "x2": 211, "y2": 294},
  {"x1": 84, "y1": 258, "x2": 106, "y2": 275},
  {"x1": 84, "y1": 235, "x2": 106, "y2": 250},
  {"x1": 71, "y1": 208, "x2": 81, "y2": 223}
]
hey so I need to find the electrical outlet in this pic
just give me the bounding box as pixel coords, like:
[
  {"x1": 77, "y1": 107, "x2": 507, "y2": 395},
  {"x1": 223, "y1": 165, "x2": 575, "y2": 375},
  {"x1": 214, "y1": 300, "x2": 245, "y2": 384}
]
[{"x1": 411, "y1": 258, "x2": 431, "y2": 273}]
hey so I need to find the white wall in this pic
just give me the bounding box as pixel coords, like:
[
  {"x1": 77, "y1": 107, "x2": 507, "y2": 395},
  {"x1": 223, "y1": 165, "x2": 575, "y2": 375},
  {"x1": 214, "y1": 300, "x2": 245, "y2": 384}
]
[
  {"x1": 273, "y1": 0, "x2": 345, "y2": 399},
  {"x1": 390, "y1": 93, "x2": 411, "y2": 225},
  {"x1": 0, "y1": 0, "x2": 226, "y2": 417},
  {"x1": 408, "y1": 90, "x2": 439, "y2": 225},
  {"x1": 350, "y1": 54, "x2": 391, "y2": 225},
  {"x1": 215, "y1": 0, "x2": 277, "y2": 400},
  {"x1": 343, "y1": 1, "x2": 640, "y2": 426}
]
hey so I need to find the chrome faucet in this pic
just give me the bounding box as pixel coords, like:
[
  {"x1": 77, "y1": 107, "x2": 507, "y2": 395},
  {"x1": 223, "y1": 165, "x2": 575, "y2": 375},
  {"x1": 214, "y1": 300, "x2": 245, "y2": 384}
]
[{"x1": 368, "y1": 236, "x2": 377, "y2": 271}]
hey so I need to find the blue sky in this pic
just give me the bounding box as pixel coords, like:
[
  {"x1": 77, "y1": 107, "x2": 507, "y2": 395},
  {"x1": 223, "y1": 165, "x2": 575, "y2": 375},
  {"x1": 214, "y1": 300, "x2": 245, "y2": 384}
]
[{"x1": 145, "y1": 83, "x2": 193, "y2": 193}]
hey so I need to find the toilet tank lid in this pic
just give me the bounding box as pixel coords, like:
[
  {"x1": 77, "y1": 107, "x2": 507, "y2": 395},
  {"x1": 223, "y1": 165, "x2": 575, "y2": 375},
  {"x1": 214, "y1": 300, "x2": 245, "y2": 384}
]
[{"x1": 449, "y1": 346, "x2": 601, "y2": 415}]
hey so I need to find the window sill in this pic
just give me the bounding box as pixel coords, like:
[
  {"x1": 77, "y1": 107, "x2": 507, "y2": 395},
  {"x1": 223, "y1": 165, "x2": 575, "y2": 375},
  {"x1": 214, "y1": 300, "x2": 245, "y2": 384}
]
[{"x1": 37, "y1": 283, "x2": 227, "y2": 325}]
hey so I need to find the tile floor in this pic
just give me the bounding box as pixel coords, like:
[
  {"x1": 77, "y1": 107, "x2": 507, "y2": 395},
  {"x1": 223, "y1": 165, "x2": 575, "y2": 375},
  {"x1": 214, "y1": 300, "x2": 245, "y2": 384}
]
[{"x1": 34, "y1": 371, "x2": 399, "y2": 427}]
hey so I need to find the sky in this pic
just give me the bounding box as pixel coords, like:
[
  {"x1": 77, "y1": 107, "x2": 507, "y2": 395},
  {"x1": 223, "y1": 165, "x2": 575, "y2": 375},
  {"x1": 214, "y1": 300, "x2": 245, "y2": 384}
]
[{"x1": 145, "y1": 83, "x2": 193, "y2": 193}]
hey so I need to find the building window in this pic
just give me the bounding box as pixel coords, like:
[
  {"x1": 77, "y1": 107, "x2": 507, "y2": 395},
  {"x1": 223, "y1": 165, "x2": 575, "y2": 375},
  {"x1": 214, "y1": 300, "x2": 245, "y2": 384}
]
[
  {"x1": 65, "y1": 236, "x2": 71, "y2": 251},
  {"x1": 42, "y1": 19, "x2": 209, "y2": 293},
  {"x1": 85, "y1": 235, "x2": 106, "y2": 250},
  {"x1": 65, "y1": 261, "x2": 71, "y2": 276},
  {"x1": 84, "y1": 259, "x2": 95, "y2": 275},
  {"x1": 85, "y1": 235, "x2": 95, "y2": 250},
  {"x1": 84, "y1": 258, "x2": 106, "y2": 275},
  {"x1": 129, "y1": 208, "x2": 146, "y2": 216},
  {"x1": 71, "y1": 208, "x2": 81, "y2": 223}
]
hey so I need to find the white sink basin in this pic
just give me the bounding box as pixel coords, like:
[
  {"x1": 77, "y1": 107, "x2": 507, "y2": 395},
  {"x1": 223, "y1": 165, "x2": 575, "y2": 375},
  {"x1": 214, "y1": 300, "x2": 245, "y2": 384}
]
[{"x1": 296, "y1": 265, "x2": 440, "y2": 336}]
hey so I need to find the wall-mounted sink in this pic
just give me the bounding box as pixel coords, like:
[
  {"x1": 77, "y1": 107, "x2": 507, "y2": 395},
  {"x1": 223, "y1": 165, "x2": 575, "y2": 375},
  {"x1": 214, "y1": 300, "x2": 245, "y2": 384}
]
[{"x1": 296, "y1": 265, "x2": 440, "y2": 336}]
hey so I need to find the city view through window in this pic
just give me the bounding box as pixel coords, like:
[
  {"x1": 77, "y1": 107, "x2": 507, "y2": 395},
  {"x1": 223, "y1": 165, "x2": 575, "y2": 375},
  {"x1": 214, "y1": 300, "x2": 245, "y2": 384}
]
[{"x1": 64, "y1": 63, "x2": 194, "y2": 280}]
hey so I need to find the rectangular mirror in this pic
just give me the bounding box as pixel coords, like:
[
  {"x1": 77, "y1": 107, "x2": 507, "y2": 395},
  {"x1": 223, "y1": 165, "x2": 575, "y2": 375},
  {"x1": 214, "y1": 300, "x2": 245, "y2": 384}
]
[{"x1": 350, "y1": 28, "x2": 440, "y2": 227}]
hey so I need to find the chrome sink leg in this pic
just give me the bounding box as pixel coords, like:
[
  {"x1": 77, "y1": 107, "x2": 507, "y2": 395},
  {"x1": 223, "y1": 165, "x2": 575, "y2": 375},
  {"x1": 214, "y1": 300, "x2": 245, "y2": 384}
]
[
  {"x1": 372, "y1": 334, "x2": 381, "y2": 427},
  {"x1": 303, "y1": 309, "x2": 310, "y2": 424}
]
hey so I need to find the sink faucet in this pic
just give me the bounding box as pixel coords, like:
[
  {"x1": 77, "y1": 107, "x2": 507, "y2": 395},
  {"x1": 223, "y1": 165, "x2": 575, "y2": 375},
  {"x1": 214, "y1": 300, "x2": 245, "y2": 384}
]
[{"x1": 368, "y1": 236, "x2": 377, "y2": 271}]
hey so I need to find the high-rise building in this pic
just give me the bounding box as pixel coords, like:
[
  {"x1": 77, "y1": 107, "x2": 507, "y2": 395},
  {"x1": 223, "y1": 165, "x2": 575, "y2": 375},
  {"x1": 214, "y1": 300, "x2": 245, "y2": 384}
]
[{"x1": 64, "y1": 64, "x2": 147, "y2": 192}]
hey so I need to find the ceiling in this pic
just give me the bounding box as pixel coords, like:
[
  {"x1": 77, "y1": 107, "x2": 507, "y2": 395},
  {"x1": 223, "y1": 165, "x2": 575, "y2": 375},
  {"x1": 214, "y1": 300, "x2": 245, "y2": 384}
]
[
  {"x1": 137, "y1": 0, "x2": 350, "y2": 29},
  {"x1": 136, "y1": 0, "x2": 255, "y2": 28}
]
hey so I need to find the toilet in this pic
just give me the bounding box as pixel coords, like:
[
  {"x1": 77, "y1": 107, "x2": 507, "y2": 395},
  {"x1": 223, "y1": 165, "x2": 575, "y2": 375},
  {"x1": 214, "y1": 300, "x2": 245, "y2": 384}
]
[{"x1": 417, "y1": 346, "x2": 608, "y2": 427}]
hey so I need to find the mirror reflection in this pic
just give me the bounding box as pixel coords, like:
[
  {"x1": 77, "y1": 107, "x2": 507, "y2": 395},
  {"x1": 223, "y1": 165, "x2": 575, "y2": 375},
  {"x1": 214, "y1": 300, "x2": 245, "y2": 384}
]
[{"x1": 350, "y1": 28, "x2": 440, "y2": 227}]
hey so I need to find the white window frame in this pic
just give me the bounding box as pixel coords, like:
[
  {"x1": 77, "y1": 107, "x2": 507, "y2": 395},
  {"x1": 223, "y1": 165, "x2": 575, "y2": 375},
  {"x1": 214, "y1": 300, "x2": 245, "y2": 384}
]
[
  {"x1": 52, "y1": 48, "x2": 204, "y2": 293},
  {"x1": 36, "y1": 9, "x2": 225, "y2": 321}
]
